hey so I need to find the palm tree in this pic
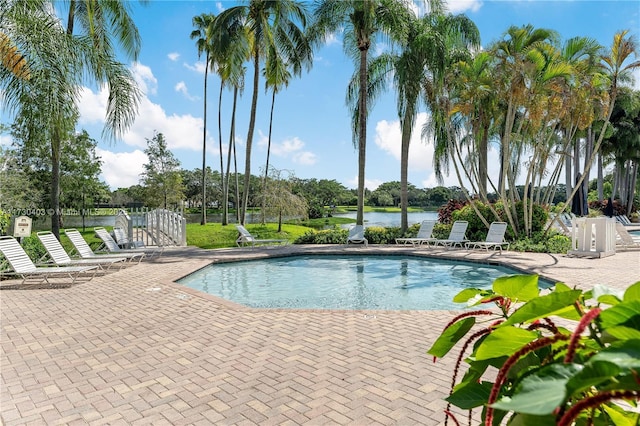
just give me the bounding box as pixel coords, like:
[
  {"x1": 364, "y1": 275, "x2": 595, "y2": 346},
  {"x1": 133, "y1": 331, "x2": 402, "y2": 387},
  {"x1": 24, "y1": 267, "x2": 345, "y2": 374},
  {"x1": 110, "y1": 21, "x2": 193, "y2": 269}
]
[
  {"x1": 217, "y1": 0, "x2": 312, "y2": 225},
  {"x1": 2, "y1": 0, "x2": 140, "y2": 238},
  {"x1": 191, "y1": 13, "x2": 216, "y2": 225},
  {"x1": 310, "y1": 0, "x2": 410, "y2": 226},
  {"x1": 208, "y1": 12, "x2": 250, "y2": 225},
  {"x1": 261, "y1": 46, "x2": 292, "y2": 224}
]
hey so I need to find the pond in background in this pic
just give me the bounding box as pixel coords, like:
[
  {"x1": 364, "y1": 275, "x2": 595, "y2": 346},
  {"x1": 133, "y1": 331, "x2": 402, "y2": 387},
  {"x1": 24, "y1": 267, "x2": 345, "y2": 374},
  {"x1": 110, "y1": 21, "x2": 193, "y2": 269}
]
[{"x1": 332, "y1": 211, "x2": 438, "y2": 228}]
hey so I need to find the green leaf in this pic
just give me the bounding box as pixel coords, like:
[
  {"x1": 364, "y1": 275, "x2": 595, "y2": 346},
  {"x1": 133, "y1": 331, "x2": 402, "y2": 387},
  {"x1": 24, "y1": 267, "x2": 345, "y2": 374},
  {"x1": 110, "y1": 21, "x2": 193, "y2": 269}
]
[
  {"x1": 445, "y1": 381, "x2": 492, "y2": 409},
  {"x1": 602, "y1": 403, "x2": 640, "y2": 426},
  {"x1": 492, "y1": 275, "x2": 539, "y2": 302},
  {"x1": 623, "y1": 281, "x2": 640, "y2": 302},
  {"x1": 553, "y1": 282, "x2": 572, "y2": 292},
  {"x1": 491, "y1": 364, "x2": 581, "y2": 415},
  {"x1": 605, "y1": 325, "x2": 640, "y2": 340},
  {"x1": 502, "y1": 290, "x2": 582, "y2": 326},
  {"x1": 427, "y1": 317, "x2": 475, "y2": 358},
  {"x1": 599, "y1": 300, "x2": 640, "y2": 334},
  {"x1": 590, "y1": 339, "x2": 640, "y2": 370},
  {"x1": 475, "y1": 327, "x2": 538, "y2": 361},
  {"x1": 457, "y1": 359, "x2": 491, "y2": 388},
  {"x1": 566, "y1": 360, "x2": 620, "y2": 396},
  {"x1": 453, "y1": 288, "x2": 488, "y2": 303},
  {"x1": 508, "y1": 413, "x2": 557, "y2": 426}
]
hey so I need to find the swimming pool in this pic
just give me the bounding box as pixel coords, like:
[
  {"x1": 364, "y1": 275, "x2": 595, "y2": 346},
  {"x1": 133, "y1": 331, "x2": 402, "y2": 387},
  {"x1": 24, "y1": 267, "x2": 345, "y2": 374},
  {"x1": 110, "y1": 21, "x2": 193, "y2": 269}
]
[{"x1": 178, "y1": 255, "x2": 549, "y2": 311}]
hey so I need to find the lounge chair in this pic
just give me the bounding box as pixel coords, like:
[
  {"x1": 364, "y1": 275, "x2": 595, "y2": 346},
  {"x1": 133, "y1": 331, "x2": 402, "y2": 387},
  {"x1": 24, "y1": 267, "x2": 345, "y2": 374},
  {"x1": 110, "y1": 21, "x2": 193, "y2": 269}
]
[
  {"x1": 0, "y1": 236, "x2": 97, "y2": 285},
  {"x1": 36, "y1": 231, "x2": 127, "y2": 272},
  {"x1": 113, "y1": 226, "x2": 145, "y2": 249},
  {"x1": 64, "y1": 229, "x2": 146, "y2": 264},
  {"x1": 615, "y1": 215, "x2": 632, "y2": 226},
  {"x1": 615, "y1": 222, "x2": 640, "y2": 250},
  {"x1": 432, "y1": 220, "x2": 469, "y2": 249},
  {"x1": 235, "y1": 225, "x2": 289, "y2": 247},
  {"x1": 465, "y1": 222, "x2": 510, "y2": 253},
  {"x1": 94, "y1": 227, "x2": 162, "y2": 258},
  {"x1": 346, "y1": 224, "x2": 368, "y2": 247},
  {"x1": 395, "y1": 220, "x2": 436, "y2": 247}
]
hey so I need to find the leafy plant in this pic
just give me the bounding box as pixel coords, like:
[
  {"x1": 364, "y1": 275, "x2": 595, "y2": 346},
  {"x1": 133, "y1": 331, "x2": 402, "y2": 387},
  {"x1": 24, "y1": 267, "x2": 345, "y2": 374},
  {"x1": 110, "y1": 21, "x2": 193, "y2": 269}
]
[{"x1": 427, "y1": 275, "x2": 639, "y2": 426}]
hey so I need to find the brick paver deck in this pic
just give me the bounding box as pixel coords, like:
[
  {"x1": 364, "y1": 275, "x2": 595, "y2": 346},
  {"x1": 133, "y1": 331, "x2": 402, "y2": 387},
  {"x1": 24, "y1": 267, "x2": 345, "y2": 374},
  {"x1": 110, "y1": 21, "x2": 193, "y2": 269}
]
[{"x1": 2, "y1": 245, "x2": 638, "y2": 425}]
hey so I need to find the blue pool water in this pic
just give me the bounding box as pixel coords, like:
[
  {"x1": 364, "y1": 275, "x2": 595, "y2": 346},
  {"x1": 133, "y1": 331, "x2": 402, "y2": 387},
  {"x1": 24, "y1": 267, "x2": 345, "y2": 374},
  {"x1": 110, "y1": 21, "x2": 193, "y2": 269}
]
[{"x1": 178, "y1": 255, "x2": 549, "y2": 311}]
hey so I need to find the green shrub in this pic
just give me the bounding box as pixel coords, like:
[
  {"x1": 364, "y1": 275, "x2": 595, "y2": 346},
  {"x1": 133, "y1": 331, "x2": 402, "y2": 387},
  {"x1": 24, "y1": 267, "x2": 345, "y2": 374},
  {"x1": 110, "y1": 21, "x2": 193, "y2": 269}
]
[
  {"x1": 428, "y1": 277, "x2": 640, "y2": 426},
  {"x1": 545, "y1": 234, "x2": 572, "y2": 253},
  {"x1": 19, "y1": 235, "x2": 46, "y2": 261},
  {"x1": 0, "y1": 209, "x2": 9, "y2": 235},
  {"x1": 294, "y1": 228, "x2": 347, "y2": 244}
]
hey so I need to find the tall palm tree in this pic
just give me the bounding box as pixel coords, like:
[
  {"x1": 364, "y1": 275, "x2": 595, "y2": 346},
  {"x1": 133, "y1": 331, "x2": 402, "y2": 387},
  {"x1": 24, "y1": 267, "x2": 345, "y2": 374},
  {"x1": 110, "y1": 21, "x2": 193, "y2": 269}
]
[
  {"x1": 209, "y1": 12, "x2": 250, "y2": 225},
  {"x1": 261, "y1": 46, "x2": 292, "y2": 224},
  {"x1": 217, "y1": 0, "x2": 312, "y2": 225},
  {"x1": 191, "y1": 13, "x2": 216, "y2": 225},
  {"x1": 310, "y1": 0, "x2": 410, "y2": 226}
]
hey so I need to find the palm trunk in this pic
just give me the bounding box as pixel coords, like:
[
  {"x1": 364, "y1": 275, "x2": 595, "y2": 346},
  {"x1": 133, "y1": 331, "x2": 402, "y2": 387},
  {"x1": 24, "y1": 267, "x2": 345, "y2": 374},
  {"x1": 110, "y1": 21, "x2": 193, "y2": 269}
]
[
  {"x1": 50, "y1": 132, "x2": 61, "y2": 239},
  {"x1": 241, "y1": 50, "x2": 260, "y2": 225},
  {"x1": 356, "y1": 47, "x2": 368, "y2": 227},
  {"x1": 217, "y1": 78, "x2": 225, "y2": 223},
  {"x1": 262, "y1": 90, "x2": 276, "y2": 225},
  {"x1": 200, "y1": 53, "x2": 209, "y2": 225},
  {"x1": 597, "y1": 152, "x2": 604, "y2": 201},
  {"x1": 223, "y1": 87, "x2": 239, "y2": 226},
  {"x1": 399, "y1": 106, "x2": 412, "y2": 233}
]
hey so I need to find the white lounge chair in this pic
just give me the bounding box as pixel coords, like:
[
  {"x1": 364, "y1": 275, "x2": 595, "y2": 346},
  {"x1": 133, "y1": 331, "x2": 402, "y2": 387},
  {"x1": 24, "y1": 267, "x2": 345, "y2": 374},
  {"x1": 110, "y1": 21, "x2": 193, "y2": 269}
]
[
  {"x1": 113, "y1": 226, "x2": 146, "y2": 249},
  {"x1": 615, "y1": 222, "x2": 640, "y2": 250},
  {"x1": 0, "y1": 236, "x2": 97, "y2": 285},
  {"x1": 37, "y1": 231, "x2": 127, "y2": 272},
  {"x1": 64, "y1": 229, "x2": 146, "y2": 264},
  {"x1": 94, "y1": 227, "x2": 162, "y2": 258},
  {"x1": 615, "y1": 215, "x2": 632, "y2": 226},
  {"x1": 395, "y1": 220, "x2": 436, "y2": 247},
  {"x1": 346, "y1": 224, "x2": 368, "y2": 247},
  {"x1": 465, "y1": 222, "x2": 510, "y2": 253},
  {"x1": 432, "y1": 220, "x2": 469, "y2": 249},
  {"x1": 235, "y1": 225, "x2": 288, "y2": 247}
]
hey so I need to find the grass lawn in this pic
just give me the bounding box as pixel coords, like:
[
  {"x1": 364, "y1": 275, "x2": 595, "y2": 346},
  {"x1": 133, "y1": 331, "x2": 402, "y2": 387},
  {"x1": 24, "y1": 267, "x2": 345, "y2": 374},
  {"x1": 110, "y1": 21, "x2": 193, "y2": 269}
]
[{"x1": 186, "y1": 222, "x2": 315, "y2": 249}]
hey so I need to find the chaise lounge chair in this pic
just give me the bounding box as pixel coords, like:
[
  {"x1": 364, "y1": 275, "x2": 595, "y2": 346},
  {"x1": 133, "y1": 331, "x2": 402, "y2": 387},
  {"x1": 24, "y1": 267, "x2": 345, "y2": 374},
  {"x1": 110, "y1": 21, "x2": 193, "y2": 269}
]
[
  {"x1": 113, "y1": 226, "x2": 146, "y2": 249},
  {"x1": 615, "y1": 222, "x2": 640, "y2": 250},
  {"x1": 432, "y1": 220, "x2": 469, "y2": 249},
  {"x1": 94, "y1": 227, "x2": 162, "y2": 259},
  {"x1": 395, "y1": 220, "x2": 436, "y2": 247},
  {"x1": 64, "y1": 229, "x2": 146, "y2": 264},
  {"x1": 346, "y1": 224, "x2": 368, "y2": 247},
  {"x1": 37, "y1": 231, "x2": 127, "y2": 272},
  {"x1": 0, "y1": 236, "x2": 97, "y2": 285},
  {"x1": 235, "y1": 224, "x2": 289, "y2": 247},
  {"x1": 465, "y1": 222, "x2": 510, "y2": 253}
]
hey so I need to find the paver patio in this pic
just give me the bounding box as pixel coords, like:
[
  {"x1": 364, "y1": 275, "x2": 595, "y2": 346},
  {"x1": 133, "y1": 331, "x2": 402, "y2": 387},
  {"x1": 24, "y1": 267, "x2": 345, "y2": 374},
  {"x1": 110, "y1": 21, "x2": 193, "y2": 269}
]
[{"x1": 2, "y1": 245, "x2": 639, "y2": 425}]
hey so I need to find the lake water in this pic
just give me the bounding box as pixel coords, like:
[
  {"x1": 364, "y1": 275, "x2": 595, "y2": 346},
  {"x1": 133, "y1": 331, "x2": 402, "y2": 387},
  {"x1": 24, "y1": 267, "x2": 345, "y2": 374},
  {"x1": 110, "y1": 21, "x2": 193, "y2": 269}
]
[
  {"x1": 332, "y1": 211, "x2": 438, "y2": 228},
  {"x1": 29, "y1": 211, "x2": 437, "y2": 231}
]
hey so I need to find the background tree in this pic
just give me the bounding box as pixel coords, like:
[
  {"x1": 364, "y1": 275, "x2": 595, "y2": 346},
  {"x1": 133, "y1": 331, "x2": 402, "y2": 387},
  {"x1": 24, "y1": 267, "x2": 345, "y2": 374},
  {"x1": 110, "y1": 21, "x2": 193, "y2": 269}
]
[
  {"x1": 259, "y1": 168, "x2": 308, "y2": 232},
  {"x1": 311, "y1": 0, "x2": 411, "y2": 227},
  {"x1": 217, "y1": 0, "x2": 312, "y2": 225},
  {"x1": 140, "y1": 132, "x2": 185, "y2": 209}
]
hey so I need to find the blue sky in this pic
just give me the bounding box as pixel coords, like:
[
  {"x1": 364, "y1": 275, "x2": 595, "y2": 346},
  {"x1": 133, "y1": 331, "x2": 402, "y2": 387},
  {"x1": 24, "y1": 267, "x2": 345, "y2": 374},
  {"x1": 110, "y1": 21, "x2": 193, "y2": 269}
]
[{"x1": 3, "y1": 1, "x2": 640, "y2": 191}]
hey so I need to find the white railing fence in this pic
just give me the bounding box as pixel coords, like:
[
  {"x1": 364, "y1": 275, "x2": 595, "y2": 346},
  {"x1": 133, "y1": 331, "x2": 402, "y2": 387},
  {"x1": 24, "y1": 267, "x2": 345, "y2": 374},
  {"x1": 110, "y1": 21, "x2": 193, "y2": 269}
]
[{"x1": 115, "y1": 207, "x2": 187, "y2": 247}]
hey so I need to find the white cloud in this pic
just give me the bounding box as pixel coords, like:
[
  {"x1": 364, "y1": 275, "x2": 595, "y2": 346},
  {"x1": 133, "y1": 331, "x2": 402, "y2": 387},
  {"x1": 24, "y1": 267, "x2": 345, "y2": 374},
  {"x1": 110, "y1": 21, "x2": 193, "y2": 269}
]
[
  {"x1": 184, "y1": 61, "x2": 206, "y2": 74},
  {"x1": 257, "y1": 132, "x2": 317, "y2": 165},
  {"x1": 445, "y1": 0, "x2": 483, "y2": 14},
  {"x1": 632, "y1": 68, "x2": 640, "y2": 90},
  {"x1": 175, "y1": 81, "x2": 199, "y2": 101},
  {"x1": 131, "y1": 62, "x2": 158, "y2": 96},
  {"x1": 346, "y1": 175, "x2": 384, "y2": 191},
  {"x1": 77, "y1": 62, "x2": 209, "y2": 153},
  {"x1": 374, "y1": 113, "x2": 434, "y2": 172},
  {"x1": 168, "y1": 52, "x2": 180, "y2": 61},
  {"x1": 0, "y1": 133, "x2": 12, "y2": 147},
  {"x1": 96, "y1": 148, "x2": 147, "y2": 189}
]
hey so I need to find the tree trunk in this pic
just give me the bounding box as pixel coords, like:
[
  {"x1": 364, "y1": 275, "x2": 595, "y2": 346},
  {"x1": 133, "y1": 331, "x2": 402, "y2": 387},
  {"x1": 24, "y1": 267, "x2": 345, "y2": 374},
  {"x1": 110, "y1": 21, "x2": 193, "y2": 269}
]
[
  {"x1": 200, "y1": 52, "x2": 209, "y2": 225},
  {"x1": 223, "y1": 87, "x2": 239, "y2": 226},
  {"x1": 399, "y1": 105, "x2": 412, "y2": 233},
  {"x1": 627, "y1": 161, "x2": 638, "y2": 213},
  {"x1": 240, "y1": 50, "x2": 260, "y2": 225},
  {"x1": 262, "y1": 90, "x2": 276, "y2": 225},
  {"x1": 356, "y1": 47, "x2": 368, "y2": 227},
  {"x1": 50, "y1": 133, "x2": 61, "y2": 239},
  {"x1": 597, "y1": 152, "x2": 603, "y2": 201}
]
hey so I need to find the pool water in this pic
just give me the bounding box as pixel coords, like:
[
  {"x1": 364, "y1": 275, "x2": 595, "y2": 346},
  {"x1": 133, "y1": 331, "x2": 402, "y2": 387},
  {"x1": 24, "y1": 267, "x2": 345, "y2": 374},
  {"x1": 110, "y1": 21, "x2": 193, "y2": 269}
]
[{"x1": 178, "y1": 255, "x2": 547, "y2": 311}]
